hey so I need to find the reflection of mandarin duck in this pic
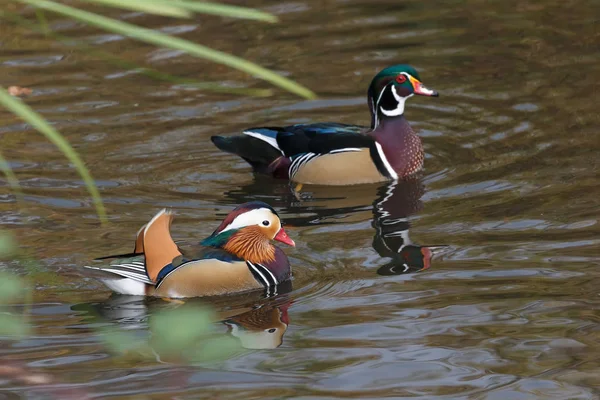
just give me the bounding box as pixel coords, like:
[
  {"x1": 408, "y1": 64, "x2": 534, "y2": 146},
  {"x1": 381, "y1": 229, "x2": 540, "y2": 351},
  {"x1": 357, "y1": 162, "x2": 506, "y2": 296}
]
[
  {"x1": 224, "y1": 300, "x2": 291, "y2": 349},
  {"x1": 372, "y1": 180, "x2": 444, "y2": 275},
  {"x1": 212, "y1": 64, "x2": 438, "y2": 185},
  {"x1": 85, "y1": 201, "x2": 295, "y2": 298}
]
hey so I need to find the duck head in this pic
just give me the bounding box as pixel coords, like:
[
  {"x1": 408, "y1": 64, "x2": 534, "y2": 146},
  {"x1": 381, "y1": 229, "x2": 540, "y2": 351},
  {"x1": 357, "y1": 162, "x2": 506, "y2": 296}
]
[
  {"x1": 202, "y1": 201, "x2": 295, "y2": 262},
  {"x1": 225, "y1": 302, "x2": 291, "y2": 349},
  {"x1": 368, "y1": 64, "x2": 438, "y2": 129}
]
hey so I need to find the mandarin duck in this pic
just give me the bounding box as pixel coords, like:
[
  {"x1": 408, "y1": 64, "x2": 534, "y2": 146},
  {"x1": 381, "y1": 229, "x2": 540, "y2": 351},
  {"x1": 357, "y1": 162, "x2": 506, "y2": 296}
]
[
  {"x1": 211, "y1": 64, "x2": 438, "y2": 186},
  {"x1": 85, "y1": 201, "x2": 295, "y2": 298}
]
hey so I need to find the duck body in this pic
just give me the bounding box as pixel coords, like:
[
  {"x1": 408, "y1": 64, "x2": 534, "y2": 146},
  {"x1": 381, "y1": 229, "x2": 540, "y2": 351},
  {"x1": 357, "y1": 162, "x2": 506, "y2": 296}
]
[
  {"x1": 85, "y1": 202, "x2": 294, "y2": 298},
  {"x1": 211, "y1": 64, "x2": 437, "y2": 186}
]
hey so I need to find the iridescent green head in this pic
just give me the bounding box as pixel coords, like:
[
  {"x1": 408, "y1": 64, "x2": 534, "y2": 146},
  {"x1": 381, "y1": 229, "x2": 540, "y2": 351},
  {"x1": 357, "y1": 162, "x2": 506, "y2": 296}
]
[{"x1": 367, "y1": 64, "x2": 438, "y2": 128}]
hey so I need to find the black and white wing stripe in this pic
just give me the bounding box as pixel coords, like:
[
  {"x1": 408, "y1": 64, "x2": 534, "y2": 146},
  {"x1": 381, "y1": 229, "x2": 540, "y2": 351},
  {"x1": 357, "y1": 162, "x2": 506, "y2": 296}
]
[
  {"x1": 84, "y1": 260, "x2": 154, "y2": 285},
  {"x1": 246, "y1": 261, "x2": 279, "y2": 297},
  {"x1": 288, "y1": 148, "x2": 363, "y2": 179},
  {"x1": 288, "y1": 152, "x2": 320, "y2": 178}
]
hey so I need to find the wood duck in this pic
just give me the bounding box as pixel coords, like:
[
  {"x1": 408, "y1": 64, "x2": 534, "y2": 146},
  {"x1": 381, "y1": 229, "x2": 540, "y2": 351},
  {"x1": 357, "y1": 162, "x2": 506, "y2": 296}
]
[
  {"x1": 211, "y1": 64, "x2": 438, "y2": 185},
  {"x1": 85, "y1": 201, "x2": 295, "y2": 298}
]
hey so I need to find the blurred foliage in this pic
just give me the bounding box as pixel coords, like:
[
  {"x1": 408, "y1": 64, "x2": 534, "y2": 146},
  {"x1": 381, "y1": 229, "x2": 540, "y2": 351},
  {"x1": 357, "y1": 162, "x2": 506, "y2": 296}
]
[
  {"x1": 0, "y1": 87, "x2": 108, "y2": 223},
  {"x1": 0, "y1": 231, "x2": 32, "y2": 338},
  {"x1": 0, "y1": 0, "x2": 316, "y2": 224},
  {"x1": 0, "y1": 0, "x2": 296, "y2": 362},
  {"x1": 0, "y1": 231, "x2": 240, "y2": 362},
  {"x1": 98, "y1": 305, "x2": 240, "y2": 363},
  {"x1": 5, "y1": 0, "x2": 316, "y2": 99}
]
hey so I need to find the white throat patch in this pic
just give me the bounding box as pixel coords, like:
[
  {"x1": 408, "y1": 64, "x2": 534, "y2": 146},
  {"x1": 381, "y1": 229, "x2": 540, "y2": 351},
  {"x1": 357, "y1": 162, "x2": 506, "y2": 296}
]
[{"x1": 380, "y1": 86, "x2": 412, "y2": 117}]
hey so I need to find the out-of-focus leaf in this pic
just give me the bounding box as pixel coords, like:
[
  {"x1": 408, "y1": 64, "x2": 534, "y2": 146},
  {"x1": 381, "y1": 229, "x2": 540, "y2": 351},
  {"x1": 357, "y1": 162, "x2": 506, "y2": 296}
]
[
  {"x1": 190, "y1": 335, "x2": 240, "y2": 363},
  {"x1": 150, "y1": 306, "x2": 214, "y2": 352},
  {"x1": 15, "y1": 0, "x2": 317, "y2": 99},
  {"x1": 0, "y1": 232, "x2": 18, "y2": 259},
  {"x1": 0, "y1": 87, "x2": 107, "y2": 224},
  {"x1": 0, "y1": 272, "x2": 27, "y2": 302},
  {"x1": 97, "y1": 327, "x2": 144, "y2": 354},
  {"x1": 0, "y1": 314, "x2": 31, "y2": 338}
]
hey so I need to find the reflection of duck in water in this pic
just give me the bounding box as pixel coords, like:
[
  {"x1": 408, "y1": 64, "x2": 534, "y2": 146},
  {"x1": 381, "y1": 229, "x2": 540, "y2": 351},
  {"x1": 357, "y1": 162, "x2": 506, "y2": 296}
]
[
  {"x1": 71, "y1": 287, "x2": 293, "y2": 350},
  {"x1": 224, "y1": 178, "x2": 443, "y2": 275},
  {"x1": 223, "y1": 297, "x2": 291, "y2": 349},
  {"x1": 371, "y1": 179, "x2": 443, "y2": 275}
]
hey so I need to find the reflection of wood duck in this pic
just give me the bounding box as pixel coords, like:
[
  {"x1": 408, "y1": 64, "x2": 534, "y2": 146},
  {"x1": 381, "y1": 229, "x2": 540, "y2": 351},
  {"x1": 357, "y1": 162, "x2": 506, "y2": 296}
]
[
  {"x1": 224, "y1": 178, "x2": 444, "y2": 275},
  {"x1": 370, "y1": 179, "x2": 440, "y2": 275}
]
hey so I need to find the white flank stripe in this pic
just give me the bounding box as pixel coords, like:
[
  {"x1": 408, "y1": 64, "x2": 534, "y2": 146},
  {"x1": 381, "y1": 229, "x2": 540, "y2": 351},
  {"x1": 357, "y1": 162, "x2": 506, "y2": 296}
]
[
  {"x1": 243, "y1": 130, "x2": 283, "y2": 153},
  {"x1": 329, "y1": 148, "x2": 362, "y2": 154},
  {"x1": 247, "y1": 262, "x2": 270, "y2": 287},
  {"x1": 257, "y1": 263, "x2": 278, "y2": 285},
  {"x1": 375, "y1": 142, "x2": 398, "y2": 180}
]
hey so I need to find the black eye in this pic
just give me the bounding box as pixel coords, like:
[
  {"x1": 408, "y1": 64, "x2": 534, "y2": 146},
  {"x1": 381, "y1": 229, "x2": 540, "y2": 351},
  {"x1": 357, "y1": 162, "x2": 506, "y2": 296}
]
[
  {"x1": 262, "y1": 220, "x2": 270, "y2": 226},
  {"x1": 267, "y1": 328, "x2": 277, "y2": 333}
]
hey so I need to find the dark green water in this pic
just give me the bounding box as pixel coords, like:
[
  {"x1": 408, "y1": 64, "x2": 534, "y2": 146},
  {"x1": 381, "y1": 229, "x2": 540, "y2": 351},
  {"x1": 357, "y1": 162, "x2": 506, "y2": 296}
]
[{"x1": 1, "y1": 0, "x2": 600, "y2": 398}]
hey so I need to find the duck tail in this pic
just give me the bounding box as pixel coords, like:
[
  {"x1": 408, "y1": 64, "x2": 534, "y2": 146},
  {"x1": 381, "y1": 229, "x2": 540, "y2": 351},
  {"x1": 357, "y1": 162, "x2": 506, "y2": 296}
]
[
  {"x1": 211, "y1": 130, "x2": 284, "y2": 173},
  {"x1": 142, "y1": 208, "x2": 182, "y2": 282}
]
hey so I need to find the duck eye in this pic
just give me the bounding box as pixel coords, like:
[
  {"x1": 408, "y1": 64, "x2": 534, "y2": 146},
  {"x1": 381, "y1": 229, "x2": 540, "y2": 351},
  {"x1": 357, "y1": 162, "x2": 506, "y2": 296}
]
[
  {"x1": 396, "y1": 75, "x2": 407, "y2": 84},
  {"x1": 262, "y1": 220, "x2": 270, "y2": 226}
]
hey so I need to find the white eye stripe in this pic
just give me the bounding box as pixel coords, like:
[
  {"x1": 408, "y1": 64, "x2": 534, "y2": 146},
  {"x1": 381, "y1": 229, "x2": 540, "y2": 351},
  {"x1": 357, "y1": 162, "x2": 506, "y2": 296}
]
[{"x1": 219, "y1": 208, "x2": 279, "y2": 233}]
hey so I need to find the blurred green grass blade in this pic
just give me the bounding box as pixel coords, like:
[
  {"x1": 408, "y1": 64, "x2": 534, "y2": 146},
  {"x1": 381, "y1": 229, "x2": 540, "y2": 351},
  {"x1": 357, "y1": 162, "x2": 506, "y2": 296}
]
[
  {"x1": 16, "y1": 0, "x2": 317, "y2": 99},
  {"x1": 77, "y1": 0, "x2": 192, "y2": 19},
  {"x1": 0, "y1": 151, "x2": 24, "y2": 204},
  {"x1": 0, "y1": 88, "x2": 107, "y2": 223},
  {"x1": 0, "y1": 11, "x2": 272, "y2": 97},
  {"x1": 169, "y1": 1, "x2": 278, "y2": 23},
  {"x1": 34, "y1": 9, "x2": 50, "y2": 34}
]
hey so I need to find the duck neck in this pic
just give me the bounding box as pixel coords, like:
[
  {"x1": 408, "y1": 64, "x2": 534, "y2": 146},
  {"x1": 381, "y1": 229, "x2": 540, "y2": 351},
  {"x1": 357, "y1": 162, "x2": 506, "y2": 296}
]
[
  {"x1": 370, "y1": 115, "x2": 424, "y2": 178},
  {"x1": 371, "y1": 114, "x2": 416, "y2": 142}
]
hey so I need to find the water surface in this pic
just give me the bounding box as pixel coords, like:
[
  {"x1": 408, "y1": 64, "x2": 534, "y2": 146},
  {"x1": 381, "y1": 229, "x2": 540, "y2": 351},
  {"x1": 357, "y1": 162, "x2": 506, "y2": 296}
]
[{"x1": 1, "y1": 0, "x2": 599, "y2": 398}]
